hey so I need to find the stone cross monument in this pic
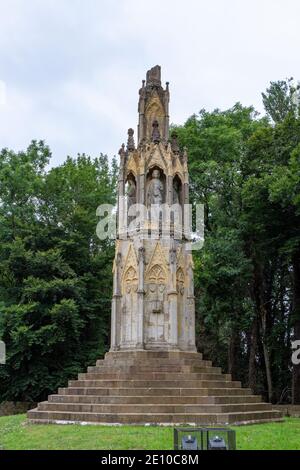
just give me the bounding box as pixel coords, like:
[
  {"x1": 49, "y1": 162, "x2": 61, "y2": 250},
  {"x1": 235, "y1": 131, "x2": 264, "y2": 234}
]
[
  {"x1": 110, "y1": 65, "x2": 196, "y2": 352},
  {"x1": 28, "y1": 67, "x2": 281, "y2": 426}
]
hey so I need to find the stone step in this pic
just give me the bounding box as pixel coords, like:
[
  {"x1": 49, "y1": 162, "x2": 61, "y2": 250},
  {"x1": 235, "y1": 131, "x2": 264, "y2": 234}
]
[
  {"x1": 78, "y1": 372, "x2": 230, "y2": 381},
  {"x1": 48, "y1": 394, "x2": 262, "y2": 405},
  {"x1": 27, "y1": 409, "x2": 282, "y2": 425},
  {"x1": 68, "y1": 379, "x2": 241, "y2": 389},
  {"x1": 88, "y1": 365, "x2": 221, "y2": 374},
  {"x1": 105, "y1": 351, "x2": 203, "y2": 361},
  {"x1": 27, "y1": 349, "x2": 281, "y2": 426},
  {"x1": 59, "y1": 386, "x2": 252, "y2": 397},
  {"x1": 97, "y1": 359, "x2": 213, "y2": 368},
  {"x1": 37, "y1": 401, "x2": 272, "y2": 414}
]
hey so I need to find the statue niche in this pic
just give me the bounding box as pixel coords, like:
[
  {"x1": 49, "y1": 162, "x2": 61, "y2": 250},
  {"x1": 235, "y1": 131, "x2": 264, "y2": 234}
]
[
  {"x1": 173, "y1": 175, "x2": 182, "y2": 206},
  {"x1": 171, "y1": 175, "x2": 183, "y2": 232},
  {"x1": 144, "y1": 101, "x2": 164, "y2": 141},
  {"x1": 146, "y1": 168, "x2": 165, "y2": 207},
  {"x1": 126, "y1": 173, "x2": 136, "y2": 208},
  {"x1": 126, "y1": 173, "x2": 137, "y2": 228}
]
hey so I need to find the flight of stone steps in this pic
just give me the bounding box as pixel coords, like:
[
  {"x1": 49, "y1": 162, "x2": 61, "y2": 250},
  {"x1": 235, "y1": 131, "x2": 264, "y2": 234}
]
[{"x1": 27, "y1": 351, "x2": 282, "y2": 425}]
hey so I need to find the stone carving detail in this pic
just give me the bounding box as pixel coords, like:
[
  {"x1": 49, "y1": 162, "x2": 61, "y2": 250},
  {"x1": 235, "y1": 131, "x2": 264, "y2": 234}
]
[
  {"x1": 146, "y1": 65, "x2": 161, "y2": 87},
  {"x1": 138, "y1": 246, "x2": 145, "y2": 263},
  {"x1": 138, "y1": 64, "x2": 169, "y2": 144},
  {"x1": 146, "y1": 242, "x2": 168, "y2": 283},
  {"x1": 148, "y1": 264, "x2": 166, "y2": 284},
  {"x1": 176, "y1": 267, "x2": 185, "y2": 295},
  {"x1": 110, "y1": 67, "x2": 196, "y2": 352},
  {"x1": 126, "y1": 178, "x2": 136, "y2": 209},
  {"x1": 122, "y1": 243, "x2": 138, "y2": 293},
  {"x1": 151, "y1": 120, "x2": 161, "y2": 144},
  {"x1": 171, "y1": 132, "x2": 180, "y2": 154},
  {"x1": 170, "y1": 247, "x2": 177, "y2": 265},
  {"x1": 173, "y1": 157, "x2": 184, "y2": 183},
  {"x1": 127, "y1": 128, "x2": 135, "y2": 152},
  {"x1": 126, "y1": 156, "x2": 138, "y2": 176},
  {"x1": 124, "y1": 266, "x2": 138, "y2": 293},
  {"x1": 147, "y1": 147, "x2": 167, "y2": 172},
  {"x1": 119, "y1": 143, "x2": 126, "y2": 158},
  {"x1": 147, "y1": 169, "x2": 164, "y2": 206}
]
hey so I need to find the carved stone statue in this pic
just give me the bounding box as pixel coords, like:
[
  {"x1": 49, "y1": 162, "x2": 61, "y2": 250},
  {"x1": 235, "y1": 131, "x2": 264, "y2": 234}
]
[
  {"x1": 171, "y1": 132, "x2": 180, "y2": 154},
  {"x1": 126, "y1": 179, "x2": 136, "y2": 208},
  {"x1": 147, "y1": 169, "x2": 164, "y2": 206},
  {"x1": 152, "y1": 120, "x2": 161, "y2": 143},
  {"x1": 127, "y1": 128, "x2": 135, "y2": 152}
]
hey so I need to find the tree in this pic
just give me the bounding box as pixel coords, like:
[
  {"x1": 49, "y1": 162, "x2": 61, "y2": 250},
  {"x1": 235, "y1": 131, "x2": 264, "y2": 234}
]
[
  {"x1": 262, "y1": 78, "x2": 299, "y2": 124},
  {"x1": 174, "y1": 105, "x2": 267, "y2": 391},
  {"x1": 0, "y1": 146, "x2": 117, "y2": 402},
  {"x1": 174, "y1": 99, "x2": 299, "y2": 403}
]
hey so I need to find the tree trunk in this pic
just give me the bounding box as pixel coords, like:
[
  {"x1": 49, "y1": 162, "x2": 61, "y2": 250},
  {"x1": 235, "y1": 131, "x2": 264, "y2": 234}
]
[
  {"x1": 248, "y1": 315, "x2": 258, "y2": 391},
  {"x1": 259, "y1": 277, "x2": 273, "y2": 403},
  {"x1": 228, "y1": 327, "x2": 238, "y2": 381},
  {"x1": 261, "y1": 335, "x2": 273, "y2": 402},
  {"x1": 252, "y1": 258, "x2": 273, "y2": 402}
]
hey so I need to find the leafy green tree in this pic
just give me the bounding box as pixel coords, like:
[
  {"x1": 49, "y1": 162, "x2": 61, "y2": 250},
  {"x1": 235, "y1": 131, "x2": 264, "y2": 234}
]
[
  {"x1": 0, "y1": 146, "x2": 117, "y2": 401},
  {"x1": 1, "y1": 78, "x2": 300, "y2": 407},
  {"x1": 174, "y1": 98, "x2": 299, "y2": 403},
  {"x1": 262, "y1": 78, "x2": 299, "y2": 123}
]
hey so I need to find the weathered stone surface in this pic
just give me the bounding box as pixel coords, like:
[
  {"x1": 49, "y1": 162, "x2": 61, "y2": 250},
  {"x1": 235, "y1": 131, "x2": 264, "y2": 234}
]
[
  {"x1": 27, "y1": 351, "x2": 282, "y2": 425},
  {"x1": 109, "y1": 66, "x2": 196, "y2": 353}
]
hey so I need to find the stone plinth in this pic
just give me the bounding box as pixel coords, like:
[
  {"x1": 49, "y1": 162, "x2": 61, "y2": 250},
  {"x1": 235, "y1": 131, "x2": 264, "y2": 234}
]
[{"x1": 27, "y1": 351, "x2": 282, "y2": 425}]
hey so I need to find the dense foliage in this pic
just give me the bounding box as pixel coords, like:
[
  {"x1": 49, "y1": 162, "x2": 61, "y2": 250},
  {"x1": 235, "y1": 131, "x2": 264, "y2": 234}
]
[
  {"x1": 173, "y1": 81, "x2": 300, "y2": 403},
  {"x1": 0, "y1": 79, "x2": 299, "y2": 404},
  {"x1": 0, "y1": 145, "x2": 117, "y2": 401}
]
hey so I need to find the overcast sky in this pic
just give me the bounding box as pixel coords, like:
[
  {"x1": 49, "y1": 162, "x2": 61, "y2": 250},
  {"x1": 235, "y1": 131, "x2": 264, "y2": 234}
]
[{"x1": 1, "y1": 0, "x2": 300, "y2": 166}]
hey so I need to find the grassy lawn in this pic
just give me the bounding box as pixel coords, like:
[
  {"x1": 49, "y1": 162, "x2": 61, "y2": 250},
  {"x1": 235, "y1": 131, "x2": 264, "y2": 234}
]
[{"x1": 0, "y1": 415, "x2": 299, "y2": 450}]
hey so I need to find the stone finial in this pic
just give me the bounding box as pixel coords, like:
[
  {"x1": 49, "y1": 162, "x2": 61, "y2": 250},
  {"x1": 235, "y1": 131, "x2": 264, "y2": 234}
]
[
  {"x1": 151, "y1": 120, "x2": 161, "y2": 144},
  {"x1": 171, "y1": 132, "x2": 180, "y2": 154},
  {"x1": 146, "y1": 65, "x2": 161, "y2": 87},
  {"x1": 127, "y1": 128, "x2": 135, "y2": 152}
]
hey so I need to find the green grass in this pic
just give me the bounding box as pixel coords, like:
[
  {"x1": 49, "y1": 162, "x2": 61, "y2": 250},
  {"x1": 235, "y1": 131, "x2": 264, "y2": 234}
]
[{"x1": 0, "y1": 415, "x2": 299, "y2": 450}]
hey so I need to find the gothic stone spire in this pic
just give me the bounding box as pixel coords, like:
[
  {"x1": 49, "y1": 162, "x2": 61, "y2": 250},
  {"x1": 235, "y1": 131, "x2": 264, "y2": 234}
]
[{"x1": 138, "y1": 65, "x2": 170, "y2": 144}]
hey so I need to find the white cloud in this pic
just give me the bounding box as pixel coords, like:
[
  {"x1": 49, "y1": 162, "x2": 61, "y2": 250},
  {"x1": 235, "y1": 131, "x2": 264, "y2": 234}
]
[{"x1": 0, "y1": 0, "x2": 300, "y2": 164}]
